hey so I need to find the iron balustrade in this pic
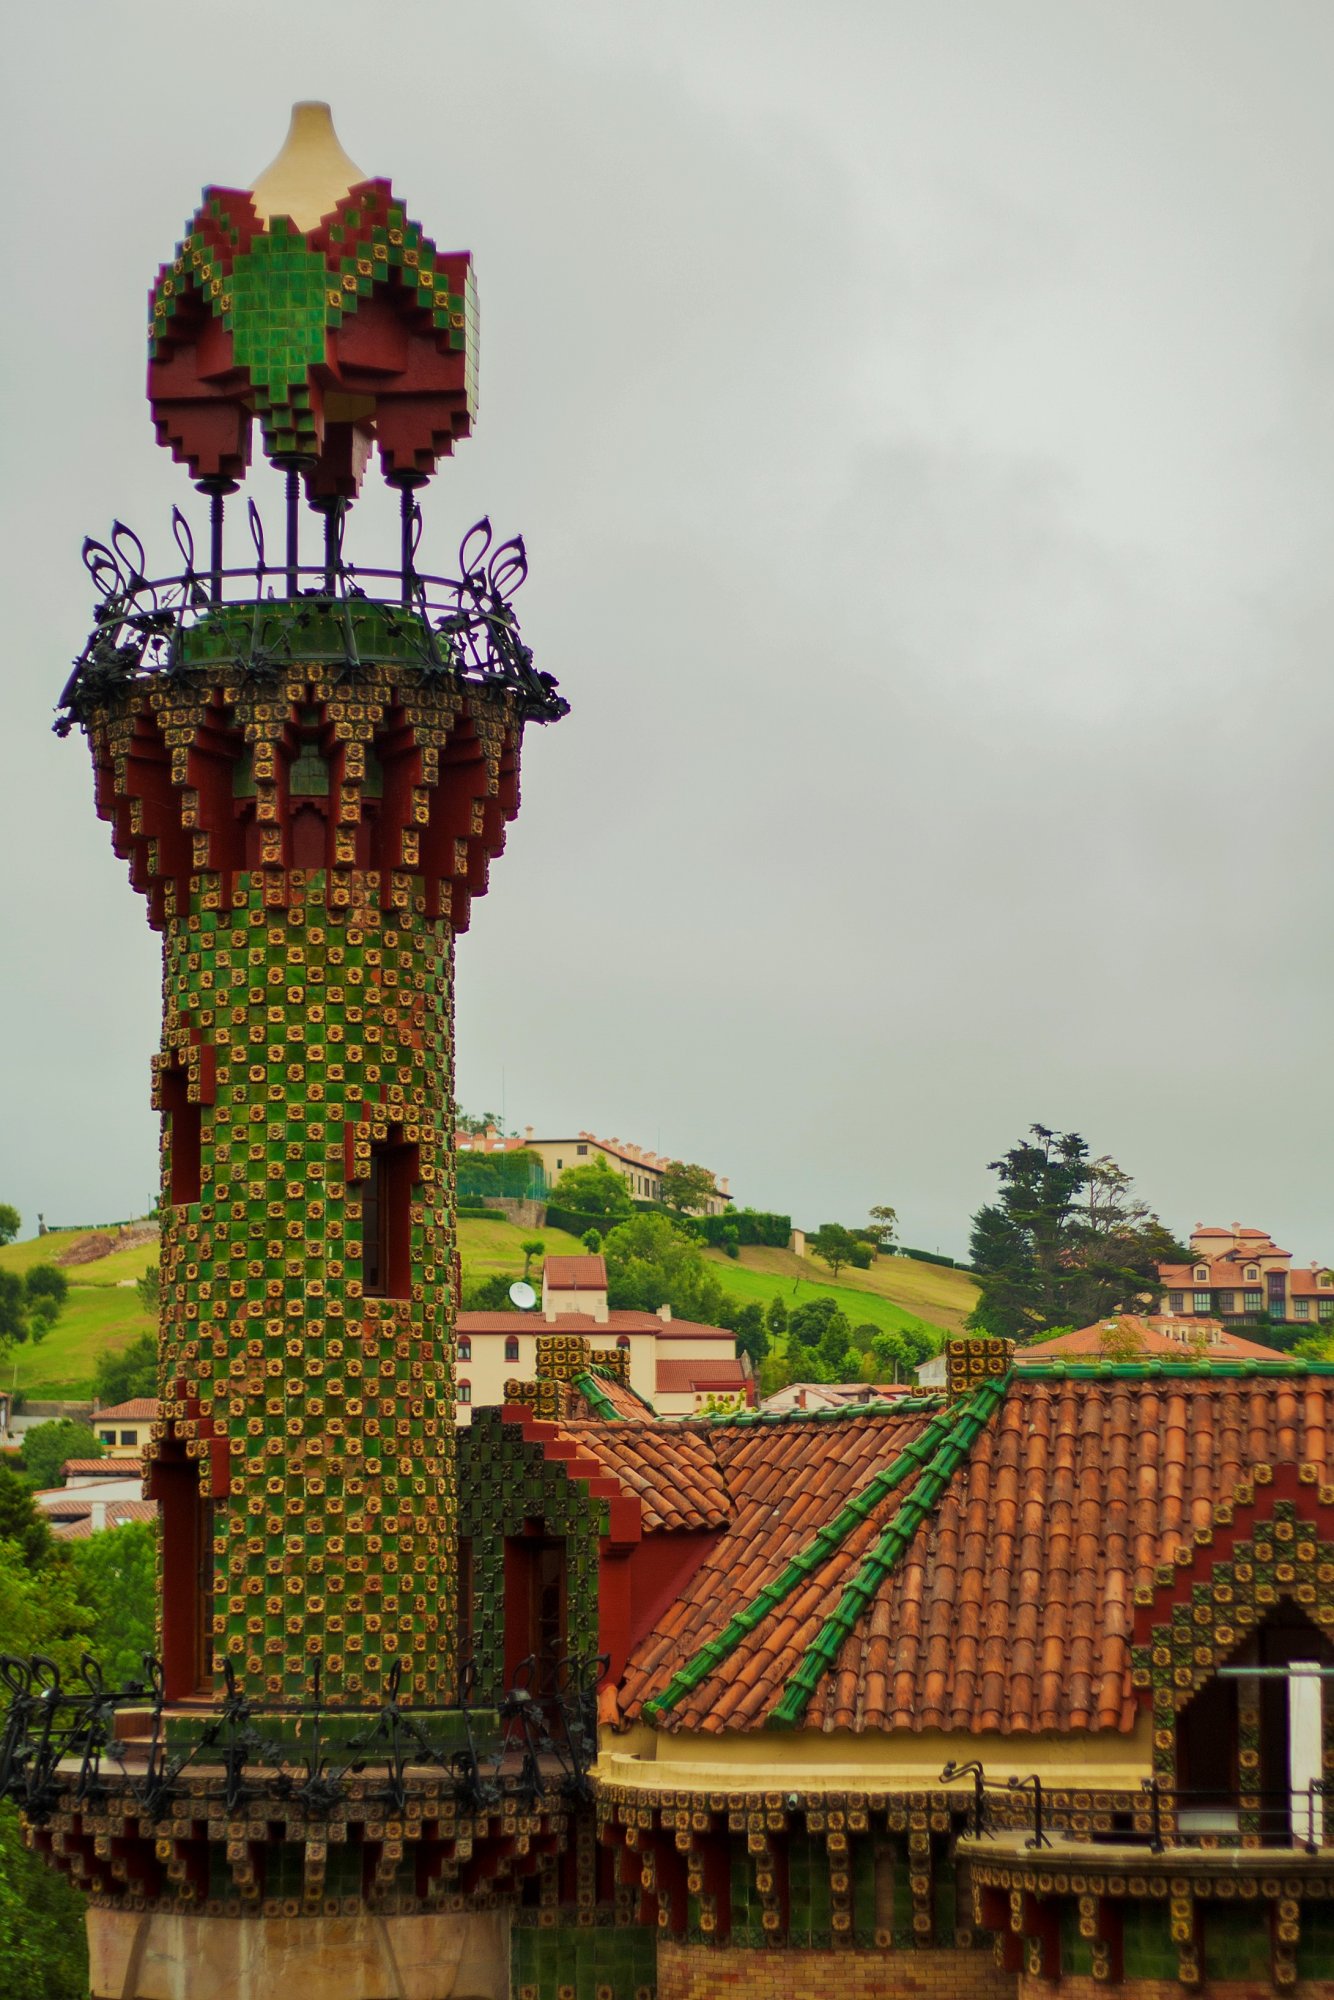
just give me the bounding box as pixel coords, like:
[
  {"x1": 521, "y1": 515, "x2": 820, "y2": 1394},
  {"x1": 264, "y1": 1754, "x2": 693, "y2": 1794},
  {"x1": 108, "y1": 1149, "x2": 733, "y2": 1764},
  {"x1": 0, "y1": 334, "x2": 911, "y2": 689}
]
[
  {"x1": 0, "y1": 1646, "x2": 606, "y2": 1825},
  {"x1": 939, "y1": 1761, "x2": 1334, "y2": 1855},
  {"x1": 57, "y1": 502, "x2": 568, "y2": 734}
]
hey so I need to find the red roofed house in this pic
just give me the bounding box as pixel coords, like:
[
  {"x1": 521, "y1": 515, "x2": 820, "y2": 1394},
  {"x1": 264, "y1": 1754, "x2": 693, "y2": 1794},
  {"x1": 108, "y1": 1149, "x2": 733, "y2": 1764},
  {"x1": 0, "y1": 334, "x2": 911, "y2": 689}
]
[
  {"x1": 455, "y1": 1254, "x2": 750, "y2": 1420},
  {"x1": 1159, "y1": 1222, "x2": 1334, "y2": 1334}
]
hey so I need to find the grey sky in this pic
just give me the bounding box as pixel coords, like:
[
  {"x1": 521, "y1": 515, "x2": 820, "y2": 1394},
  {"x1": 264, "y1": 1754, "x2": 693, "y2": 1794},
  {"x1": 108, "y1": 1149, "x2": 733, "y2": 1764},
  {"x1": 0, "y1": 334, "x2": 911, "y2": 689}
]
[{"x1": 2, "y1": 2, "x2": 1333, "y2": 1260}]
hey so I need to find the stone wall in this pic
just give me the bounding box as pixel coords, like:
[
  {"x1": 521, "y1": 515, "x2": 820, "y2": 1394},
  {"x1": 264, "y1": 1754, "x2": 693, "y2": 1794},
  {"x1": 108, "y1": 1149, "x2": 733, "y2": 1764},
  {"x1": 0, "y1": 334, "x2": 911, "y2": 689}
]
[{"x1": 657, "y1": 1940, "x2": 1014, "y2": 1999}]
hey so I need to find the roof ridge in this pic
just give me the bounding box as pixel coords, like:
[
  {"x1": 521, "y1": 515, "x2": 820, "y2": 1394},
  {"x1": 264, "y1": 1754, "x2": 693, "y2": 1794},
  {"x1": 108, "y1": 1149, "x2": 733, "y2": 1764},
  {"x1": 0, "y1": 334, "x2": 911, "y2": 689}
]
[
  {"x1": 571, "y1": 1370, "x2": 623, "y2": 1421},
  {"x1": 1017, "y1": 1359, "x2": 1334, "y2": 1379},
  {"x1": 641, "y1": 1397, "x2": 962, "y2": 1726},
  {"x1": 766, "y1": 1373, "x2": 1011, "y2": 1730},
  {"x1": 698, "y1": 1392, "x2": 945, "y2": 1430}
]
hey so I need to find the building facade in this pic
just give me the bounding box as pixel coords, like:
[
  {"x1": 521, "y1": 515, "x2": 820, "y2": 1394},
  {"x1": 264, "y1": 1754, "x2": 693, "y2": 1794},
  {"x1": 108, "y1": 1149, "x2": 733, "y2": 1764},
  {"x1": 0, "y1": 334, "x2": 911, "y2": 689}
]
[
  {"x1": 1159, "y1": 1223, "x2": 1334, "y2": 1332},
  {"x1": 455, "y1": 1255, "x2": 750, "y2": 1418},
  {"x1": 462, "y1": 1127, "x2": 733, "y2": 1213}
]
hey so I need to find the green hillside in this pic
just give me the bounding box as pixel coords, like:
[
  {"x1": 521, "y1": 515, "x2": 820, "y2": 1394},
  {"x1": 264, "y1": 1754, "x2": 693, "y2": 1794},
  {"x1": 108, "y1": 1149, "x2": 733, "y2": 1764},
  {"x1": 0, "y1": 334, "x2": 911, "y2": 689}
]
[
  {"x1": 699, "y1": 1244, "x2": 975, "y2": 1349},
  {"x1": 1, "y1": 1218, "x2": 978, "y2": 1399}
]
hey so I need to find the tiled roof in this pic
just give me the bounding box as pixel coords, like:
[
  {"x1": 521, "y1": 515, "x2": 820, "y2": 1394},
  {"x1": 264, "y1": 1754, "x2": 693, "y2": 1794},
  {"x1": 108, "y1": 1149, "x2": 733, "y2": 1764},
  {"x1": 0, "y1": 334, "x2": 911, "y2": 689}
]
[
  {"x1": 655, "y1": 1357, "x2": 748, "y2": 1394},
  {"x1": 457, "y1": 1310, "x2": 733, "y2": 1341},
  {"x1": 569, "y1": 1371, "x2": 658, "y2": 1422},
  {"x1": 50, "y1": 1499, "x2": 158, "y2": 1540},
  {"x1": 62, "y1": 1457, "x2": 142, "y2": 1477},
  {"x1": 1290, "y1": 1268, "x2": 1334, "y2": 1295},
  {"x1": 1018, "y1": 1317, "x2": 1285, "y2": 1363},
  {"x1": 543, "y1": 1255, "x2": 608, "y2": 1290},
  {"x1": 93, "y1": 1398, "x2": 158, "y2": 1420},
  {"x1": 560, "y1": 1420, "x2": 729, "y2": 1532},
  {"x1": 614, "y1": 1367, "x2": 1334, "y2": 1737}
]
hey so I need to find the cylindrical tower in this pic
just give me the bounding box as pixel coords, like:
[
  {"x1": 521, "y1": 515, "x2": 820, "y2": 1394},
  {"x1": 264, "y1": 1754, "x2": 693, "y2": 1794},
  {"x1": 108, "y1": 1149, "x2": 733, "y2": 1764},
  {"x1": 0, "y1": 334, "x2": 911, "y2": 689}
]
[
  {"x1": 63, "y1": 102, "x2": 564, "y2": 1715},
  {"x1": 29, "y1": 105, "x2": 568, "y2": 1999}
]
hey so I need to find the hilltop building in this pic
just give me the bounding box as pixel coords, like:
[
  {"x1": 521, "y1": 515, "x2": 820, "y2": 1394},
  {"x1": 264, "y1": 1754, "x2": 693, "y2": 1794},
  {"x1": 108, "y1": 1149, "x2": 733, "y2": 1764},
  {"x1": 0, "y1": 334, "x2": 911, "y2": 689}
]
[
  {"x1": 90, "y1": 1396, "x2": 157, "y2": 1454},
  {"x1": 457, "y1": 1124, "x2": 733, "y2": 1212},
  {"x1": 456, "y1": 1254, "x2": 750, "y2": 1418},
  {"x1": 1159, "y1": 1222, "x2": 1334, "y2": 1331}
]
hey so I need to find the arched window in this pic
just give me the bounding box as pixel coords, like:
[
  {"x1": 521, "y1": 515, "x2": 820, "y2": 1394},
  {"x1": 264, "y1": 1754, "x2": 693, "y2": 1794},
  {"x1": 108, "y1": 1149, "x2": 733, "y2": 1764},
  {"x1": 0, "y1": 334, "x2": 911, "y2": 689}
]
[
  {"x1": 616, "y1": 1335, "x2": 631, "y2": 1351},
  {"x1": 458, "y1": 1379, "x2": 472, "y2": 1405},
  {"x1": 504, "y1": 1336, "x2": 520, "y2": 1364},
  {"x1": 458, "y1": 1335, "x2": 471, "y2": 1361}
]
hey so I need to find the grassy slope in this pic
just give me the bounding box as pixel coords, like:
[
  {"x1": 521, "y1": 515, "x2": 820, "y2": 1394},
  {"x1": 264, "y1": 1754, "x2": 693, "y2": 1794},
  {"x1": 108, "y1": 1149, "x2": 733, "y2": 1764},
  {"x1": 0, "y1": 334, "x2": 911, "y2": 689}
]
[
  {"x1": 2, "y1": 1219, "x2": 979, "y2": 1397},
  {"x1": 701, "y1": 1244, "x2": 978, "y2": 1341}
]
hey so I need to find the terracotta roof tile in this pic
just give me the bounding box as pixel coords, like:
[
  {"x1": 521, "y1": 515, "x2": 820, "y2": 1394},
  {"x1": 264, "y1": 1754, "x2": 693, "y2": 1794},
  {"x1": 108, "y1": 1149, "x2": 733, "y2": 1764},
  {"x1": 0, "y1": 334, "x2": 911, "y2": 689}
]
[
  {"x1": 92, "y1": 1399, "x2": 158, "y2": 1421},
  {"x1": 543, "y1": 1255, "x2": 607, "y2": 1290},
  {"x1": 557, "y1": 1421, "x2": 728, "y2": 1533},
  {"x1": 613, "y1": 1368, "x2": 1334, "y2": 1738}
]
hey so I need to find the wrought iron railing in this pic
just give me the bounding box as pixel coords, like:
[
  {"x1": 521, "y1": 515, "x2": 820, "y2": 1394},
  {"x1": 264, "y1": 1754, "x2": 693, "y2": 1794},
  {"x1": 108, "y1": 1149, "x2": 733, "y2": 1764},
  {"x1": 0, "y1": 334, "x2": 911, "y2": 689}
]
[
  {"x1": 57, "y1": 501, "x2": 568, "y2": 734},
  {"x1": 0, "y1": 1646, "x2": 606, "y2": 1825},
  {"x1": 941, "y1": 1760, "x2": 1333, "y2": 1855}
]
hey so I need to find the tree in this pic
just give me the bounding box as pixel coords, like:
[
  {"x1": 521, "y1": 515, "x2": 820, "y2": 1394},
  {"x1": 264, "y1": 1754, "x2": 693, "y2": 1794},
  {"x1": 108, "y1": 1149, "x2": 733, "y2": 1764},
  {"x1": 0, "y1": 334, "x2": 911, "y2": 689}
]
[
  {"x1": 0, "y1": 1465, "x2": 51, "y2": 1568},
  {"x1": 789, "y1": 1297, "x2": 841, "y2": 1348},
  {"x1": 868, "y1": 1205, "x2": 898, "y2": 1250},
  {"x1": 0, "y1": 1204, "x2": 19, "y2": 1247},
  {"x1": 520, "y1": 1238, "x2": 545, "y2": 1281},
  {"x1": 456, "y1": 1109, "x2": 503, "y2": 1136},
  {"x1": 764, "y1": 1295, "x2": 789, "y2": 1345},
  {"x1": 847, "y1": 1241, "x2": 873, "y2": 1270},
  {"x1": 817, "y1": 1313, "x2": 853, "y2": 1376},
  {"x1": 731, "y1": 1302, "x2": 769, "y2": 1368},
  {"x1": 720, "y1": 1224, "x2": 740, "y2": 1259},
  {"x1": 550, "y1": 1157, "x2": 634, "y2": 1219},
  {"x1": 21, "y1": 1420, "x2": 103, "y2": 1491},
  {"x1": 811, "y1": 1223, "x2": 857, "y2": 1279},
  {"x1": 602, "y1": 1214, "x2": 730, "y2": 1324},
  {"x1": 94, "y1": 1332, "x2": 158, "y2": 1407},
  {"x1": 136, "y1": 1264, "x2": 160, "y2": 1314},
  {"x1": 581, "y1": 1228, "x2": 603, "y2": 1255},
  {"x1": 25, "y1": 1265, "x2": 68, "y2": 1311},
  {"x1": 659, "y1": 1161, "x2": 719, "y2": 1215},
  {"x1": 968, "y1": 1124, "x2": 1187, "y2": 1340},
  {"x1": 70, "y1": 1522, "x2": 156, "y2": 1689}
]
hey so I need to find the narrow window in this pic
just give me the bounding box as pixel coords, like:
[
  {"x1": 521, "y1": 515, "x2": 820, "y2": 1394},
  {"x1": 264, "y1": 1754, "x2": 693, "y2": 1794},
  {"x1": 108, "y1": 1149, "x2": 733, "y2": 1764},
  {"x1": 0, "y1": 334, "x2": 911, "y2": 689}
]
[
  {"x1": 616, "y1": 1335, "x2": 630, "y2": 1351},
  {"x1": 362, "y1": 1136, "x2": 417, "y2": 1299},
  {"x1": 161, "y1": 1062, "x2": 202, "y2": 1207},
  {"x1": 1169, "y1": 1290, "x2": 1184, "y2": 1313},
  {"x1": 458, "y1": 1379, "x2": 471, "y2": 1404},
  {"x1": 504, "y1": 1335, "x2": 520, "y2": 1364},
  {"x1": 1193, "y1": 1291, "x2": 1211, "y2": 1314},
  {"x1": 1295, "y1": 1300, "x2": 1310, "y2": 1319},
  {"x1": 154, "y1": 1447, "x2": 213, "y2": 1702},
  {"x1": 458, "y1": 1334, "x2": 471, "y2": 1361}
]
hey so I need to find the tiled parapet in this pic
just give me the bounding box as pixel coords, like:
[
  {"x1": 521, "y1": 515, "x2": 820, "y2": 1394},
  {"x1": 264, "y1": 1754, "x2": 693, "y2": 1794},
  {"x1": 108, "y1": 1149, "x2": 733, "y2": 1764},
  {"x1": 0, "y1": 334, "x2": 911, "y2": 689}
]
[{"x1": 944, "y1": 1335, "x2": 1014, "y2": 1404}]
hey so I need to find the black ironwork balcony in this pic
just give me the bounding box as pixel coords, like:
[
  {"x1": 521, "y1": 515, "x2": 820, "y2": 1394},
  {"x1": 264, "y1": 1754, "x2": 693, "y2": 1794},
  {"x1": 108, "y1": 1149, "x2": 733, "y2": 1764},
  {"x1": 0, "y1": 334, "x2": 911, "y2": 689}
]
[{"x1": 57, "y1": 502, "x2": 568, "y2": 734}]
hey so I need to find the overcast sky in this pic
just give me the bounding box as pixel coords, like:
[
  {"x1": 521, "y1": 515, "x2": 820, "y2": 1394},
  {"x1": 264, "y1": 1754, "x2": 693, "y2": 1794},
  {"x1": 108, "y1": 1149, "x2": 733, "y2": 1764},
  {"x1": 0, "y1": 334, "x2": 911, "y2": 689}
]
[{"x1": 3, "y1": 2, "x2": 1333, "y2": 1260}]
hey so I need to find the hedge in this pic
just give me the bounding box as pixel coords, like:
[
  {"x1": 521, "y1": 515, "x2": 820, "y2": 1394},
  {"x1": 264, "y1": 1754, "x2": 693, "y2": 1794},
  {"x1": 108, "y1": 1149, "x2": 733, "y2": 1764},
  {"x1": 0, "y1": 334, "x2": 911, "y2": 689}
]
[
  {"x1": 695, "y1": 1209, "x2": 791, "y2": 1249},
  {"x1": 542, "y1": 1205, "x2": 628, "y2": 1239},
  {"x1": 897, "y1": 1246, "x2": 973, "y2": 1272}
]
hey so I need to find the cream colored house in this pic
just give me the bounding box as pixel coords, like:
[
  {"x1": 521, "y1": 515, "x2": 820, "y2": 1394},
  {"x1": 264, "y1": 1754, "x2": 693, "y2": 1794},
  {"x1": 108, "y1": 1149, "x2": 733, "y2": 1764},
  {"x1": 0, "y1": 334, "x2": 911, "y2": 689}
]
[
  {"x1": 91, "y1": 1397, "x2": 157, "y2": 1455},
  {"x1": 454, "y1": 1255, "x2": 749, "y2": 1421},
  {"x1": 455, "y1": 1126, "x2": 732, "y2": 1215}
]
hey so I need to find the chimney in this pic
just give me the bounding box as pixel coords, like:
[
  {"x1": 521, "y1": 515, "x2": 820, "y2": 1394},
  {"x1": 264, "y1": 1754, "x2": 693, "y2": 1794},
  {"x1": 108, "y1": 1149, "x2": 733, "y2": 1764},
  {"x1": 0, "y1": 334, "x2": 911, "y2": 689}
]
[
  {"x1": 524, "y1": 1125, "x2": 533, "y2": 1141},
  {"x1": 657, "y1": 1302, "x2": 672, "y2": 1322},
  {"x1": 91, "y1": 1500, "x2": 106, "y2": 1532}
]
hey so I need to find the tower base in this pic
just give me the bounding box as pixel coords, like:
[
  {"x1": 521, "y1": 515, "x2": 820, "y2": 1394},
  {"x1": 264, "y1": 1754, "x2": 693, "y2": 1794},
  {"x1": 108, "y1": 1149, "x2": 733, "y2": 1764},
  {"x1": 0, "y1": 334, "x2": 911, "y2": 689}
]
[{"x1": 87, "y1": 1906, "x2": 511, "y2": 2000}]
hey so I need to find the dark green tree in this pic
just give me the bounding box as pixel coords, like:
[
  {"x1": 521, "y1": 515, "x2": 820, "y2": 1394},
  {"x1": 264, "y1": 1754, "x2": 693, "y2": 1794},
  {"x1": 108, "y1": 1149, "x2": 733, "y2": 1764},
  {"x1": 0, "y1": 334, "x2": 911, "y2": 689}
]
[
  {"x1": 136, "y1": 1264, "x2": 160, "y2": 1314},
  {"x1": 94, "y1": 1333, "x2": 158, "y2": 1407},
  {"x1": 764, "y1": 1295, "x2": 789, "y2": 1345},
  {"x1": 602, "y1": 1214, "x2": 729, "y2": 1323},
  {"x1": 0, "y1": 1204, "x2": 19, "y2": 1247},
  {"x1": 70, "y1": 1522, "x2": 156, "y2": 1689},
  {"x1": 659, "y1": 1161, "x2": 719, "y2": 1214},
  {"x1": 24, "y1": 1265, "x2": 68, "y2": 1311},
  {"x1": 551, "y1": 1158, "x2": 634, "y2": 1219},
  {"x1": 520, "y1": 1237, "x2": 545, "y2": 1281},
  {"x1": 0, "y1": 1465, "x2": 51, "y2": 1567},
  {"x1": 730, "y1": 1302, "x2": 769, "y2": 1367},
  {"x1": 810, "y1": 1224, "x2": 857, "y2": 1279},
  {"x1": 789, "y1": 1297, "x2": 841, "y2": 1348},
  {"x1": 968, "y1": 1124, "x2": 1186, "y2": 1340},
  {"x1": 21, "y1": 1420, "x2": 104, "y2": 1491}
]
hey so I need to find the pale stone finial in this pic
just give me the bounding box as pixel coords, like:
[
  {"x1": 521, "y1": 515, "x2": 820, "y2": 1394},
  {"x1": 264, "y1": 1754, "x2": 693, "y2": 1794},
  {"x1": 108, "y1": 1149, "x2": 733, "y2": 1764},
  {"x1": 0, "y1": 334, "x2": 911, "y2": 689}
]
[{"x1": 250, "y1": 101, "x2": 367, "y2": 231}]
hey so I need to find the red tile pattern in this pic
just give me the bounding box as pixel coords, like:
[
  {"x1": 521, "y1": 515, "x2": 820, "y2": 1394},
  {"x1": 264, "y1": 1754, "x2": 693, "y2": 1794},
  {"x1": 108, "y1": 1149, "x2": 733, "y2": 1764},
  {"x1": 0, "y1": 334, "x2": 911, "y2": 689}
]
[
  {"x1": 618, "y1": 1409, "x2": 940, "y2": 1729},
  {"x1": 615, "y1": 1376, "x2": 1334, "y2": 1737},
  {"x1": 560, "y1": 1420, "x2": 729, "y2": 1533}
]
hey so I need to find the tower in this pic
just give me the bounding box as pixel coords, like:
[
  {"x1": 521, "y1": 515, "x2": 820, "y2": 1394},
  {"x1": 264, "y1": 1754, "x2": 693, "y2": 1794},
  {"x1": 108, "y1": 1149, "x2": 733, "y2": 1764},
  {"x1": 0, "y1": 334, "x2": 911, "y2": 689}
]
[{"x1": 43, "y1": 104, "x2": 566, "y2": 1998}]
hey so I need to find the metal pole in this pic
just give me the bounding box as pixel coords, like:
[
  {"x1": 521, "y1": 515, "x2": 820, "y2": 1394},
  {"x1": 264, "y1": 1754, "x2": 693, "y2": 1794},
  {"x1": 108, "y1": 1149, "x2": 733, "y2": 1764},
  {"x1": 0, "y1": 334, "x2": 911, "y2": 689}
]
[
  {"x1": 400, "y1": 484, "x2": 415, "y2": 605},
  {"x1": 285, "y1": 469, "x2": 300, "y2": 598},
  {"x1": 323, "y1": 505, "x2": 339, "y2": 593},
  {"x1": 208, "y1": 486, "x2": 226, "y2": 603}
]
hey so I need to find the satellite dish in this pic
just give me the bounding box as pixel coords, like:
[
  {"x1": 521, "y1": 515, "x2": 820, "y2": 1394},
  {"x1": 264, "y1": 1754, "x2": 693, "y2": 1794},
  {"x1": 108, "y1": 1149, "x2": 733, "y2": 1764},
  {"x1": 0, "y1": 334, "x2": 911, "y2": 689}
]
[{"x1": 508, "y1": 1281, "x2": 538, "y2": 1310}]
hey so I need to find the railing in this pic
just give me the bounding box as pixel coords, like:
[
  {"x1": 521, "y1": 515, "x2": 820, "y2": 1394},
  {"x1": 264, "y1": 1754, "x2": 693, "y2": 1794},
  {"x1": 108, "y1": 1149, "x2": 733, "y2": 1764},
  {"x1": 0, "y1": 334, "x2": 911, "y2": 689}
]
[
  {"x1": 941, "y1": 1760, "x2": 1332, "y2": 1855},
  {"x1": 0, "y1": 1645, "x2": 606, "y2": 1825},
  {"x1": 57, "y1": 501, "x2": 568, "y2": 734}
]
